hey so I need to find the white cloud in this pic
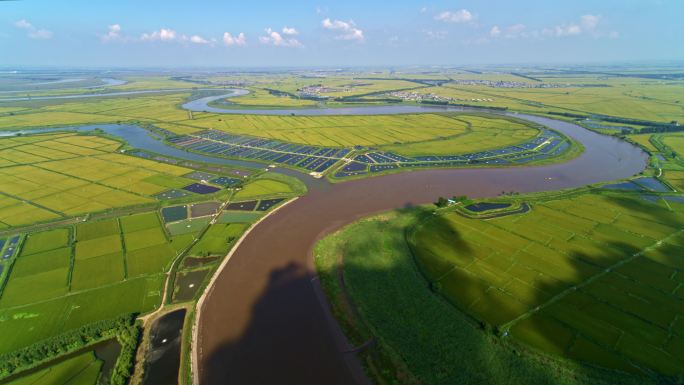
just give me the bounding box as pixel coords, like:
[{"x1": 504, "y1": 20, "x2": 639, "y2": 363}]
[
  {"x1": 101, "y1": 24, "x2": 122, "y2": 42},
  {"x1": 14, "y1": 20, "x2": 32, "y2": 29},
  {"x1": 282, "y1": 26, "x2": 298, "y2": 36},
  {"x1": 489, "y1": 26, "x2": 501, "y2": 37},
  {"x1": 425, "y1": 30, "x2": 448, "y2": 40},
  {"x1": 259, "y1": 27, "x2": 302, "y2": 47},
  {"x1": 487, "y1": 14, "x2": 611, "y2": 41},
  {"x1": 420, "y1": 7, "x2": 428, "y2": 13},
  {"x1": 189, "y1": 35, "x2": 209, "y2": 44},
  {"x1": 14, "y1": 19, "x2": 53, "y2": 39},
  {"x1": 545, "y1": 14, "x2": 601, "y2": 37},
  {"x1": 435, "y1": 9, "x2": 474, "y2": 24},
  {"x1": 321, "y1": 18, "x2": 364, "y2": 41},
  {"x1": 139, "y1": 28, "x2": 213, "y2": 45},
  {"x1": 551, "y1": 23, "x2": 582, "y2": 36},
  {"x1": 581, "y1": 14, "x2": 600, "y2": 31},
  {"x1": 223, "y1": 32, "x2": 247, "y2": 47},
  {"x1": 140, "y1": 28, "x2": 178, "y2": 41}
]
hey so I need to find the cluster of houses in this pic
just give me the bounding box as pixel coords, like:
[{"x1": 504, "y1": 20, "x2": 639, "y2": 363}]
[
  {"x1": 449, "y1": 79, "x2": 601, "y2": 88},
  {"x1": 297, "y1": 85, "x2": 349, "y2": 99},
  {"x1": 387, "y1": 90, "x2": 495, "y2": 103}
]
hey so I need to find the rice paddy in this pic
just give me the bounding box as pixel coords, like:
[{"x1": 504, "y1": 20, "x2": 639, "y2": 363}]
[
  {"x1": 409, "y1": 192, "x2": 684, "y2": 378},
  {"x1": 0, "y1": 132, "x2": 202, "y2": 226},
  {"x1": 0, "y1": 185, "x2": 289, "y2": 357},
  {"x1": 8, "y1": 351, "x2": 103, "y2": 385},
  {"x1": 2, "y1": 69, "x2": 681, "y2": 385}
]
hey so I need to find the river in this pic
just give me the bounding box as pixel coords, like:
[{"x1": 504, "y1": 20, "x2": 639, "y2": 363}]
[{"x1": 0, "y1": 91, "x2": 648, "y2": 385}]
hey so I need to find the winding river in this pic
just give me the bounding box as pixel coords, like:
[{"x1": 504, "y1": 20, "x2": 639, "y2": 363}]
[{"x1": 0, "y1": 90, "x2": 648, "y2": 385}]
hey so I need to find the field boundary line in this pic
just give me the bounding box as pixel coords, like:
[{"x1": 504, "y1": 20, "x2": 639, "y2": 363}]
[
  {"x1": 501, "y1": 229, "x2": 684, "y2": 332},
  {"x1": 190, "y1": 196, "x2": 298, "y2": 385}
]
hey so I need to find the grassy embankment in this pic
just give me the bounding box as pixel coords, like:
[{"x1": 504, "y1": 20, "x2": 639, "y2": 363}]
[{"x1": 316, "y1": 187, "x2": 684, "y2": 384}]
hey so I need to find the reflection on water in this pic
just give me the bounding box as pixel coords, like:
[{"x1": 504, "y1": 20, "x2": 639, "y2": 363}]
[{"x1": 143, "y1": 309, "x2": 186, "y2": 385}]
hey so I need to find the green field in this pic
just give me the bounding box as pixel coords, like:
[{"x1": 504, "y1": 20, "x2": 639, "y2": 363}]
[
  {"x1": 628, "y1": 132, "x2": 684, "y2": 191},
  {"x1": 217, "y1": 211, "x2": 262, "y2": 223},
  {"x1": 225, "y1": 88, "x2": 318, "y2": 107},
  {"x1": 414, "y1": 76, "x2": 684, "y2": 123},
  {"x1": 0, "y1": 274, "x2": 162, "y2": 355},
  {"x1": 0, "y1": 211, "x2": 191, "y2": 353},
  {"x1": 408, "y1": 192, "x2": 684, "y2": 378},
  {"x1": 233, "y1": 174, "x2": 304, "y2": 200},
  {"x1": 234, "y1": 178, "x2": 294, "y2": 199},
  {"x1": 2, "y1": 68, "x2": 682, "y2": 385},
  {"x1": 315, "y1": 207, "x2": 650, "y2": 385},
  {"x1": 8, "y1": 351, "x2": 102, "y2": 385},
  {"x1": 188, "y1": 223, "x2": 248, "y2": 257}
]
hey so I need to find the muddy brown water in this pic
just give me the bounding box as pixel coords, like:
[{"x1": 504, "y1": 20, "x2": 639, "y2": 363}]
[
  {"x1": 0, "y1": 111, "x2": 648, "y2": 384},
  {"x1": 197, "y1": 114, "x2": 648, "y2": 385}
]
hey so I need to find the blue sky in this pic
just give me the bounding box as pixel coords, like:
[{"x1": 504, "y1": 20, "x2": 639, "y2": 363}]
[{"x1": 1, "y1": 0, "x2": 683, "y2": 67}]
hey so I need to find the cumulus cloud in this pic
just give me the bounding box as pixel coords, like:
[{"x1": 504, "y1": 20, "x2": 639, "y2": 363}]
[
  {"x1": 435, "y1": 9, "x2": 474, "y2": 24},
  {"x1": 489, "y1": 26, "x2": 501, "y2": 37},
  {"x1": 140, "y1": 28, "x2": 212, "y2": 45},
  {"x1": 189, "y1": 35, "x2": 209, "y2": 44},
  {"x1": 101, "y1": 24, "x2": 122, "y2": 42},
  {"x1": 544, "y1": 14, "x2": 601, "y2": 37},
  {"x1": 321, "y1": 18, "x2": 364, "y2": 41},
  {"x1": 486, "y1": 14, "x2": 614, "y2": 41},
  {"x1": 14, "y1": 19, "x2": 53, "y2": 39},
  {"x1": 259, "y1": 27, "x2": 302, "y2": 47},
  {"x1": 581, "y1": 14, "x2": 600, "y2": 31},
  {"x1": 140, "y1": 28, "x2": 177, "y2": 41},
  {"x1": 223, "y1": 32, "x2": 247, "y2": 46},
  {"x1": 282, "y1": 26, "x2": 298, "y2": 36}
]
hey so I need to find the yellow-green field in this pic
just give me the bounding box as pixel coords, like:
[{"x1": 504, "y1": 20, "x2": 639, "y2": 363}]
[
  {"x1": 379, "y1": 114, "x2": 538, "y2": 156},
  {"x1": 437, "y1": 80, "x2": 683, "y2": 123},
  {"x1": 626, "y1": 133, "x2": 658, "y2": 152},
  {"x1": 226, "y1": 88, "x2": 318, "y2": 107},
  {"x1": 0, "y1": 132, "x2": 196, "y2": 227}
]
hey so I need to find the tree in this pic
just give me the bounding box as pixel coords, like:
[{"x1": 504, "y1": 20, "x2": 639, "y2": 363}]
[{"x1": 434, "y1": 197, "x2": 448, "y2": 208}]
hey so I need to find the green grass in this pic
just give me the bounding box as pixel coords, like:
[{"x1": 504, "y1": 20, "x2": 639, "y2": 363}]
[
  {"x1": 217, "y1": 211, "x2": 262, "y2": 223},
  {"x1": 166, "y1": 217, "x2": 211, "y2": 236},
  {"x1": 169, "y1": 233, "x2": 197, "y2": 253},
  {"x1": 20, "y1": 228, "x2": 70, "y2": 255},
  {"x1": 119, "y1": 211, "x2": 161, "y2": 233},
  {"x1": 233, "y1": 178, "x2": 294, "y2": 200},
  {"x1": 8, "y1": 351, "x2": 102, "y2": 385},
  {"x1": 0, "y1": 208, "x2": 185, "y2": 355},
  {"x1": 70, "y1": 253, "x2": 125, "y2": 291},
  {"x1": 126, "y1": 243, "x2": 177, "y2": 277},
  {"x1": 408, "y1": 192, "x2": 684, "y2": 379},
  {"x1": 0, "y1": 267, "x2": 69, "y2": 307},
  {"x1": 224, "y1": 88, "x2": 318, "y2": 108},
  {"x1": 74, "y1": 234, "x2": 122, "y2": 260},
  {"x1": 1, "y1": 246, "x2": 71, "y2": 307},
  {"x1": 122, "y1": 226, "x2": 167, "y2": 252},
  {"x1": 314, "y1": 207, "x2": 649, "y2": 385},
  {"x1": 10, "y1": 247, "x2": 70, "y2": 279},
  {"x1": 189, "y1": 223, "x2": 248, "y2": 256},
  {"x1": 0, "y1": 275, "x2": 163, "y2": 355},
  {"x1": 75, "y1": 219, "x2": 119, "y2": 242}
]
